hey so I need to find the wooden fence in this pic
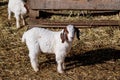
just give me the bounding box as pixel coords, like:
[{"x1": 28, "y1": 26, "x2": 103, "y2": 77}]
[{"x1": 28, "y1": 0, "x2": 120, "y2": 27}]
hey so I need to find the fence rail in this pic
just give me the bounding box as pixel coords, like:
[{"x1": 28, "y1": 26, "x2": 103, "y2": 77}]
[{"x1": 28, "y1": 0, "x2": 120, "y2": 27}]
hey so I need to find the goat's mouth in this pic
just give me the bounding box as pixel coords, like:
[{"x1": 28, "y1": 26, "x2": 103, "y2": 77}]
[
  {"x1": 71, "y1": 37, "x2": 74, "y2": 40},
  {"x1": 69, "y1": 37, "x2": 74, "y2": 42}
]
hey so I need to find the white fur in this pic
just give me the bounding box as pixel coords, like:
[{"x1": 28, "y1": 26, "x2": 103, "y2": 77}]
[
  {"x1": 8, "y1": 0, "x2": 27, "y2": 28},
  {"x1": 22, "y1": 25, "x2": 77, "y2": 73}
]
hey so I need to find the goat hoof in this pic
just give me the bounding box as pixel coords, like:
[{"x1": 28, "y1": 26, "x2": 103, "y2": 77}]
[
  {"x1": 58, "y1": 70, "x2": 64, "y2": 74},
  {"x1": 17, "y1": 27, "x2": 20, "y2": 29},
  {"x1": 8, "y1": 18, "x2": 11, "y2": 20},
  {"x1": 34, "y1": 68, "x2": 39, "y2": 72}
]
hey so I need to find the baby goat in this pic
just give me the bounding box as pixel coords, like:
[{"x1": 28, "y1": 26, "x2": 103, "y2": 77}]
[
  {"x1": 8, "y1": 0, "x2": 28, "y2": 28},
  {"x1": 22, "y1": 25, "x2": 80, "y2": 73}
]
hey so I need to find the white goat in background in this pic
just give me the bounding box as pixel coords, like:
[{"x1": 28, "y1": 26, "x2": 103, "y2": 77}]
[
  {"x1": 8, "y1": 0, "x2": 28, "y2": 28},
  {"x1": 22, "y1": 25, "x2": 80, "y2": 73}
]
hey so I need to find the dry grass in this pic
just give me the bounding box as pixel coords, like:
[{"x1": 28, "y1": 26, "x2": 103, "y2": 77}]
[
  {"x1": 0, "y1": 1, "x2": 120, "y2": 80},
  {"x1": 40, "y1": 10, "x2": 120, "y2": 22}
]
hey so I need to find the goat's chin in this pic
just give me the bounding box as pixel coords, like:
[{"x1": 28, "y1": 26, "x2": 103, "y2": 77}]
[{"x1": 68, "y1": 38, "x2": 73, "y2": 42}]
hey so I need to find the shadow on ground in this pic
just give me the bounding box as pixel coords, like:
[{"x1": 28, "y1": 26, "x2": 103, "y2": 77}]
[
  {"x1": 66, "y1": 48, "x2": 120, "y2": 70},
  {"x1": 38, "y1": 48, "x2": 120, "y2": 71}
]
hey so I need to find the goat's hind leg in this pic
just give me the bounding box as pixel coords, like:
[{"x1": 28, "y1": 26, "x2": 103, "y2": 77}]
[
  {"x1": 20, "y1": 15, "x2": 25, "y2": 26},
  {"x1": 28, "y1": 43, "x2": 40, "y2": 72},
  {"x1": 15, "y1": 13, "x2": 20, "y2": 28},
  {"x1": 29, "y1": 52, "x2": 39, "y2": 72}
]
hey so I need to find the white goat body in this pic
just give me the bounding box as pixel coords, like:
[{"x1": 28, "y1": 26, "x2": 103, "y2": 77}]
[
  {"x1": 8, "y1": 0, "x2": 27, "y2": 28},
  {"x1": 22, "y1": 25, "x2": 80, "y2": 73}
]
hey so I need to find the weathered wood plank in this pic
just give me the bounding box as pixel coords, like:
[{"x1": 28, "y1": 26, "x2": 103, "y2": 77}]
[
  {"x1": 28, "y1": 18, "x2": 120, "y2": 27},
  {"x1": 29, "y1": 0, "x2": 120, "y2": 10}
]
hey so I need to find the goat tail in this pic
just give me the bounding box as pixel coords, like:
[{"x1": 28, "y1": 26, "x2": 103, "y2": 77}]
[
  {"x1": 21, "y1": 6, "x2": 27, "y2": 14},
  {"x1": 22, "y1": 32, "x2": 26, "y2": 43}
]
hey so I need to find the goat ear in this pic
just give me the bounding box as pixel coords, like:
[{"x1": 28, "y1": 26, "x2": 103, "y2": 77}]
[
  {"x1": 24, "y1": 4, "x2": 29, "y2": 13},
  {"x1": 60, "y1": 28, "x2": 68, "y2": 43},
  {"x1": 60, "y1": 33, "x2": 65, "y2": 43},
  {"x1": 64, "y1": 27, "x2": 68, "y2": 33},
  {"x1": 75, "y1": 27, "x2": 80, "y2": 40}
]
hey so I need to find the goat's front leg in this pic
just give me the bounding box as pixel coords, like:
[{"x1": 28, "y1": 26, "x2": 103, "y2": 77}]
[
  {"x1": 8, "y1": 9, "x2": 11, "y2": 20},
  {"x1": 62, "y1": 62, "x2": 65, "y2": 70},
  {"x1": 56, "y1": 54, "x2": 65, "y2": 73}
]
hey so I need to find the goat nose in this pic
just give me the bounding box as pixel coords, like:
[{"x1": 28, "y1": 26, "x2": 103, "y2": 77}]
[{"x1": 71, "y1": 37, "x2": 74, "y2": 39}]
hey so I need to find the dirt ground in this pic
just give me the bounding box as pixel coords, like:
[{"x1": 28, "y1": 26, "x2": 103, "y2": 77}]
[{"x1": 0, "y1": 1, "x2": 120, "y2": 80}]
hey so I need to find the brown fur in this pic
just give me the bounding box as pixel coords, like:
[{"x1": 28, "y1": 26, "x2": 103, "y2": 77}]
[
  {"x1": 24, "y1": 4, "x2": 29, "y2": 13},
  {"x1": 60, "y1": 27, "x2": 69, "y2": 43},
  {"x1": 60, "y1": 27, "x2": 80, "y2": 43}
]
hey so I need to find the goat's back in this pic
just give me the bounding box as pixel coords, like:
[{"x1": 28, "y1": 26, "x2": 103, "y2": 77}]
[
  {"x1": 8, "y1": 0, "x2": 27, "y2": 14},
  {"x1": 22, "y1": 27, "x2": 58, "y2": 53}
]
